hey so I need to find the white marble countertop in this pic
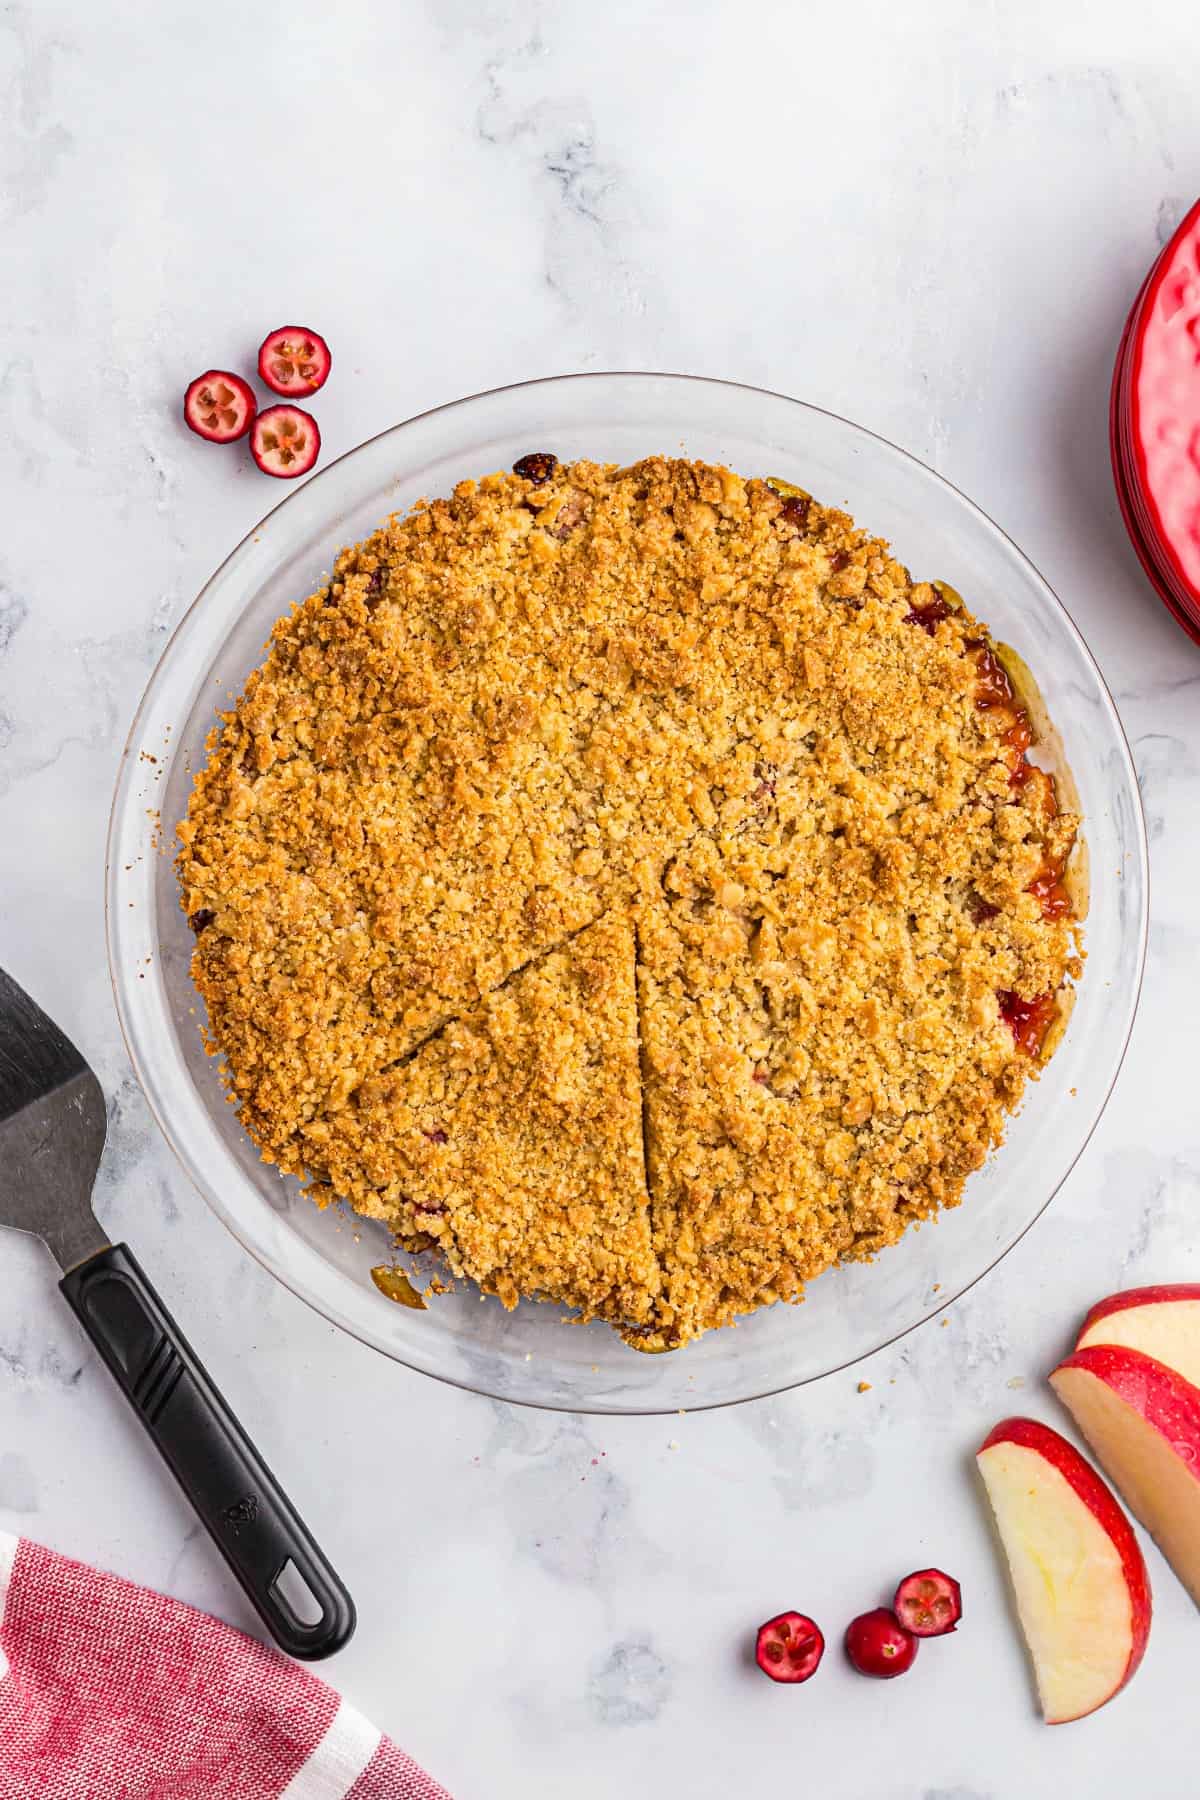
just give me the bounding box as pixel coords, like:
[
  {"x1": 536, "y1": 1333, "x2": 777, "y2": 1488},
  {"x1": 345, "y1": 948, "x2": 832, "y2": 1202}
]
[{"x1": 5, "y1": 1, "x2": 1200, "y2": 1792}]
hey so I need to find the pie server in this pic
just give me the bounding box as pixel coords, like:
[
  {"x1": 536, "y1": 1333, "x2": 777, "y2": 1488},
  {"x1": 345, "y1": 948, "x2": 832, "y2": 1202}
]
[{"x1": 0, "y1": 964, "x2": 355, "y2": 1660}]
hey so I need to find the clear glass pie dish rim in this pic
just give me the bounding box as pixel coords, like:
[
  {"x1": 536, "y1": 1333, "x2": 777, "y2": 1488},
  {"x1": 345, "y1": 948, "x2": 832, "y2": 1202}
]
[{"x1": 105, "y1": 370, "x2": 1149, "y2": 1416}]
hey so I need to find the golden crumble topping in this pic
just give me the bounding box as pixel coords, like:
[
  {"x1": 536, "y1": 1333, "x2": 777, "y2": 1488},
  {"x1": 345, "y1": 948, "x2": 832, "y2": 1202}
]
[
  {"x1": 178, "y1": 456, "x2": 1080, "y2": 1349},
  {"x1": 327, "y1": 912, "x2": 657, "y2": 1326}
]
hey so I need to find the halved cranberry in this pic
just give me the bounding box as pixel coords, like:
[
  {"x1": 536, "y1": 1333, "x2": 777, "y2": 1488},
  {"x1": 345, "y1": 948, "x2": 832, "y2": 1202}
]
[
  {"x1": 513, "y1": 451, "x2": 557, "y2": 484},
  {"x1": 423, "y1": 1127, "x2": 449, "y2": 1145},
  {"x1": 997, "y1": 988, "x2": 1056, "y2": 1056},
  {"x1": 257, "y1": 327, "x2": 332, "y2": 396},
  {"x1": 250, "y1": 404, "x2": 321, "y2": 478},
  {"x1": 893, "y1": 1569, "x2": 962, "y2": 1637},
  {"x1": 828, "y1": 550, "x2": 850, "y2": 573},
  {"x1": 755, "y1": 1611, "x2": 825, "y2": 1684},
  {"x1": 844, "y1": 1608, "x2": 918, "y2": 1678},
  {"x1": 183, "y1": 370, "x2": 256, "y2": 443}
]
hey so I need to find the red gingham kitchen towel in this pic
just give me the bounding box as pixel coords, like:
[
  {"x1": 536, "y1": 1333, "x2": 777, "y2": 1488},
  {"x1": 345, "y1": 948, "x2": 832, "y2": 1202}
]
[{"x1": 0, "y1": 1534, "x2": 452, "y2": 1799}]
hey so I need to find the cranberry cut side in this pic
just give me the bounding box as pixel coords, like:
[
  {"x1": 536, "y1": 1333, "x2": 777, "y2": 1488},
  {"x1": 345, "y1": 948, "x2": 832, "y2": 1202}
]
[
  {"x1": 250, "y1": 404, "x2": 321, "y2": 478},
  {"x1": 755, "y1": 1611, "x2": 825, "y2": 1684},
  {"x1": 893, "y1": 1569, "x2": 962, "y2": 1638},
  {"x1": 844, "y1": 1608, "x2": 918, "y2": 1678},
  {"x1": 257, "y1": 326, "x2": 332, "y2": 396},
  {"x1": 183, "y1": 370, "x2": 256, "y2": 442}
]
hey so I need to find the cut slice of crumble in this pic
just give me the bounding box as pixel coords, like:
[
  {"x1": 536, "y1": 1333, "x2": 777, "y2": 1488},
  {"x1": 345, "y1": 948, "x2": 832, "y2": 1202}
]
[{"x1": 307, "y1": 913, "x2": 660, "y2": 1328}]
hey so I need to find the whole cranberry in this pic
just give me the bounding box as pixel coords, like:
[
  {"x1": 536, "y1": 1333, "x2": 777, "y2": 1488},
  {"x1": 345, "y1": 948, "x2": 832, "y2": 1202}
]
[{"x1": 844, "y1": 1608, "x2": 919, "y2": 1679}]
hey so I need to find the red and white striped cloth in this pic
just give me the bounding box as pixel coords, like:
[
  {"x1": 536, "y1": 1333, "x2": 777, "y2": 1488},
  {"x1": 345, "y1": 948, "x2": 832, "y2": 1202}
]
[{"x1": 0, "y1": 1534, "x2": 451, "y2": 1799}]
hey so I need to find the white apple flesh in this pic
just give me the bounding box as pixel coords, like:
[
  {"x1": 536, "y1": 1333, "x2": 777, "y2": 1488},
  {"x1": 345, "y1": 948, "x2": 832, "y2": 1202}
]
[
  {"x1": 1076, "y1": 1284, "x2": 1200, "y2": 1392},
  {"x1": 977, "y1": 1416, "x2": 1150, "y2": 1724},
  {"x1": 1052, "y1": 1343, "x2": 1200, "y2": 1610}
]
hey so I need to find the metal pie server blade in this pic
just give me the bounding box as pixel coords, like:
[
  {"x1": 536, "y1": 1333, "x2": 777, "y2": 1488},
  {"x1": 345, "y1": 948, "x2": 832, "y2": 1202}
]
[
  {"x1": 0, "y1": 966, "x2": 110, "y2": 1271},
  {"x1": 0, "y1": 964, "x2": 354, "y2": 1659}
]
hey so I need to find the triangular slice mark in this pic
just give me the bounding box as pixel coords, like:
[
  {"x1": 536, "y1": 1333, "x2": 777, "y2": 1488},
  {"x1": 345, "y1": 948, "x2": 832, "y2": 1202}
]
[
  {"x1": 346, "y1": 912, "x2": 660, "y2": 1328},
  {"x1": 634, "y1": 898, "x2": 855, "y2": 1348}
]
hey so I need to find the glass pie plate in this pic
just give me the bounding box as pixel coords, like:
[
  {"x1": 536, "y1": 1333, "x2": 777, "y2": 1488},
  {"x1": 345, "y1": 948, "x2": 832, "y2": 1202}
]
[{"x1": 106, "y1": 373, "x2": 1148, "y2": 1415}]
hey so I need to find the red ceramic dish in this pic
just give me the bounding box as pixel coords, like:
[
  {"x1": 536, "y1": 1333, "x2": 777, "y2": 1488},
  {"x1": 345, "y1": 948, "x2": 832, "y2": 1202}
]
[
  {"x1": 1110, "y1": 419, "x2": 1200, "y2": 644},
  {"x1": 1110, "y1": 311, "x2": 1200, "y2": 638},
  {"x1": 1110, "y1": 201, "x2": 1200, "y2": 639},
  {"x1": 1127, "y1": 199, "x2": 1200, "y2": 597}
]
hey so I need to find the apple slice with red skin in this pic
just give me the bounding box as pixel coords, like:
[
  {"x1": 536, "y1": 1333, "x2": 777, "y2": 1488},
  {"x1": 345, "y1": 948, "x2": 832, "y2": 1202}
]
[
  {"x1": 1053, "y1": 1343, "x2": 1200, "y2": 1611},
  {"x1": 1076, "y1": 1285, "x2": 1200, "y2": 1392},
  {"x1": 976, "y1": 1417, "x2": 1150, "y2": 1724}
]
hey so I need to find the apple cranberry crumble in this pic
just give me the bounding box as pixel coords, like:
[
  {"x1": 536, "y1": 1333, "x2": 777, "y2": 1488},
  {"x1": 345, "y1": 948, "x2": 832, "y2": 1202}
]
[{"x1": 177, "y1": 456, "x2": 1081, "y2": 1349}]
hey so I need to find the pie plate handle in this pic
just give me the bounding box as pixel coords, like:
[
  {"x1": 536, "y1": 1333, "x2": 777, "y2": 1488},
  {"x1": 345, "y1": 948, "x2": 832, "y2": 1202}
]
[{"x1": 60, "y1": 1241, "x2": 356, "y2": 1660}]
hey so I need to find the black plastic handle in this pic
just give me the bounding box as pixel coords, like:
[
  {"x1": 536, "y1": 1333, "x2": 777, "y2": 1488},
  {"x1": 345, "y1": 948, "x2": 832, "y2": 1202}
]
[{"x1": 61, "y1": 1242, "x2": 355, "y2": 1660}]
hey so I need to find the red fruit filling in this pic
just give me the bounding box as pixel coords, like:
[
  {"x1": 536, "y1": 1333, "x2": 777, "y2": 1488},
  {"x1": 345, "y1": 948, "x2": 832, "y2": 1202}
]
[
  {"x1": 967, "y1": 637, "x2": 1015, "y2": 711},
  {"x1": 754, "y1": 1611, "x2": 825, "y2": 1684},
  {"x1": 183, "y1": 371, "x2": 256, "y2": 443},
  {"x1": 893, "y1": 1568, "x2": 962, "y2": 1637},
  {"x1": 904, "y1": 593, "x2": 952, "y2": 634},
  {"x1": 250, "y1": 405, "x2": 321, "y2": 479},
  {"x1": 997, "y1": 988, "x2": 1056, "y2": 1057},
  {"x1": 966, "y1": 890, "x2": 1000, "y2": 924},
  {"x1": 843, "y1": 1608, "x2": 918, "y2": 1678},
  {"x1": 1027, "y1": 866, "x2": 1071, "y2": 921},
  {"x1": 257, "y1": 327, "x2": 332, "y2": 397},
  {"x1": 1003, "y1": 714, "x2": 1033, "y2": 758},
  {"x1": 962, "y1": 639, "x2": 1074, "y2": 915}
]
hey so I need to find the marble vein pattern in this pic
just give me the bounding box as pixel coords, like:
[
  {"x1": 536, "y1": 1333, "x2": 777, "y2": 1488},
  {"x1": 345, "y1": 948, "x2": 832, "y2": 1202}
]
[{"x1": 3, "y1": 1, "x2": 1200, "y2": 1793}]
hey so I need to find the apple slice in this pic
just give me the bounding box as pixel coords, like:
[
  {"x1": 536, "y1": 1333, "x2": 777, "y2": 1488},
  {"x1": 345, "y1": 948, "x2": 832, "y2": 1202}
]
[
  {"x1": 1076, "y1": 1285, "x2": 1200, "y2": 1391},
  {"x1": 1052, "y1": 1343, "x2": 1200, "y2": 1610},
  {"x1": 976, "y1": 1417, "x2": 1150, "y2": 1723}
]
